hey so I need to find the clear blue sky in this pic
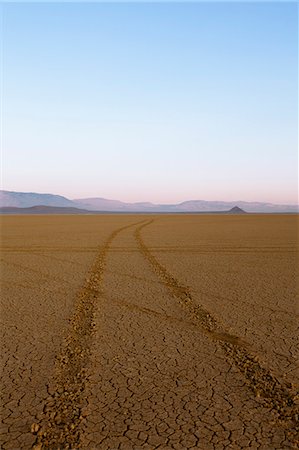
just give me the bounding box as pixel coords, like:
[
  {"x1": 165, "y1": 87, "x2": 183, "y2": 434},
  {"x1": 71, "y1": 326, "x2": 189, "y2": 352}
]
[{"x1": 1, "y1": 2, "x2": 298, "y2": 204}]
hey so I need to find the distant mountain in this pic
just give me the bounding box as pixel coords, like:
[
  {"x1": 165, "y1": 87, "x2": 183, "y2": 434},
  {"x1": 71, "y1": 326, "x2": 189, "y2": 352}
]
[
  {"x1": 1, "y1": 190, "x2": 298, "y2": 213},
  {"x1": 0, "y1": 205, "x2": 92, "y2": 215},
  {"x1": 226, "y1": 206, "x2": 246, "y2": 214},
  {"x1": 74, "y1": 197, "x2": 157, "y2": 212},
  {"x1": 75, "y1": 197, "x2": 298, "y2": 213},
  {"x1": 164, "y1": 200, "x2": 298, "y2": 213},
  {"x1": 0, "y1": 190, "x2": 74, "y2": 208}
]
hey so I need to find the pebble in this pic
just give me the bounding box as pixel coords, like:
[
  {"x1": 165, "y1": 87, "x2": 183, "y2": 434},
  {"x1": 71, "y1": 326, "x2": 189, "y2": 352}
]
[{"x1": 31, "y1": 423, "x2": 40, "y2": 434}]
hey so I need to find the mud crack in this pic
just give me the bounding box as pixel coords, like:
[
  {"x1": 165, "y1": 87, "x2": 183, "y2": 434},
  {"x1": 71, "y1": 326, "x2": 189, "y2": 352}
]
[
  {"x1": 135, "y1": 220, "x2": 299, "y2": 445},
  {"x1": 32, "y1": 220, "x2": 146, "y2": 450}
]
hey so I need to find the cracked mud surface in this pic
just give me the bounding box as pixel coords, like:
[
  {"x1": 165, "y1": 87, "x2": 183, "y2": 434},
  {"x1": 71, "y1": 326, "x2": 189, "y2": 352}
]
[
  {"x1": 140, "y1": 216, "x2": 299, "y2": 387},
  {"x1": 0, "y1": 216, "x2": 135, "y2": 449},
  {"x1": 1, "y1": 215, "x2": 298, "y2": 449}
]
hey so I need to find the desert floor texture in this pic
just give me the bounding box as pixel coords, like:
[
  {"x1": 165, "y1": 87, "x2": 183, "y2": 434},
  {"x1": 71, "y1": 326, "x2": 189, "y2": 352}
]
[{"x1": 0, "y1": 215, "x2": 298, "y2": 449}]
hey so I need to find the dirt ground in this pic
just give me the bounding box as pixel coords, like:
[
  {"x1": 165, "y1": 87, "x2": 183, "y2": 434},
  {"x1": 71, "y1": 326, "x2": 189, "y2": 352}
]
[{"x1": 0, "y1": 215, "x2": 298, "y2": 449}]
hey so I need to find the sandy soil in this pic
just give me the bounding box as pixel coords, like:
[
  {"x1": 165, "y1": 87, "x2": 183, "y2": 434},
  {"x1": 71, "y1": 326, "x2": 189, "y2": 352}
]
[{"x1": 0, "y1": 215, "x2": 298, "y2": 449}]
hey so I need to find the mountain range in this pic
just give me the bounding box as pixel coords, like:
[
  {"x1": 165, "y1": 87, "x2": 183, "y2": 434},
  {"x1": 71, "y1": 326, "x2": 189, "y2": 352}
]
[{"x1": 0, "y1": 190, "x2": 298, "y2": 213}]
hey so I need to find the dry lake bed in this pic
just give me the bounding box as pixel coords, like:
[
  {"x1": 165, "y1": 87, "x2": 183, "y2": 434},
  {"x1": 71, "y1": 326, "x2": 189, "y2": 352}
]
[{"x1": 0, "y1": 215, "x2": 298, "y2": 449}]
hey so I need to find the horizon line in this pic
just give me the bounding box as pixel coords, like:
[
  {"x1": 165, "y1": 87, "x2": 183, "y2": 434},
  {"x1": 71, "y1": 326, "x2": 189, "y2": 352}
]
[{"x1": 1, "y1": 188, "x2": 298, "y2": 206}]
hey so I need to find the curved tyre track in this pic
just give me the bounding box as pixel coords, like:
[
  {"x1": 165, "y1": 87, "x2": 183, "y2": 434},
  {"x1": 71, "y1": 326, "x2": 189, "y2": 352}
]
[
  {"x1": 81, "y1": 220, "x2": 296, "y2": 449},
  {"x1": 32, "y1": 220, "x2": 146, "y2": 449},
  {"x1": 135, "y1": 220, "x2": 299, "y2": 446}
]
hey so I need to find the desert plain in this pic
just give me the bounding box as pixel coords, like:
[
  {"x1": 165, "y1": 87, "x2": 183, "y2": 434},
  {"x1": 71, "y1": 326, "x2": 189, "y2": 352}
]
[{"x1": 0, "y1": 214, "x2": 298, "y2": 449}]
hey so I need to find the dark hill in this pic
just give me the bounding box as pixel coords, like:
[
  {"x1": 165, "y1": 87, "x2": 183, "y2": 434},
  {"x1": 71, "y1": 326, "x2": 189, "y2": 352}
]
[{"x1": 227, "y1": 206, "x2": 247, "y2": 214}]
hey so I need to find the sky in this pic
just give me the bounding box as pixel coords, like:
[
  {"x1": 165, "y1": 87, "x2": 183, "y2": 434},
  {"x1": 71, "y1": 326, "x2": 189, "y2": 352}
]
[{"x1": 0, "y1": 2, "x2": 298, "y2": 204}]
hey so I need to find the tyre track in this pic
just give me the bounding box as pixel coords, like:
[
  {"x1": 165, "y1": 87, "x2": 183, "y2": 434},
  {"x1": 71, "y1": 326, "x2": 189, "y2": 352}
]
[
  {"x1": 135, "y1": 220, "x2": 299, "y2": 445},
  {"x1": 31, "y1": 220, "x2": 146, "y2": 450},
  {"x1": 83, "y1": 220, "x2": 285, "y2": 448}
]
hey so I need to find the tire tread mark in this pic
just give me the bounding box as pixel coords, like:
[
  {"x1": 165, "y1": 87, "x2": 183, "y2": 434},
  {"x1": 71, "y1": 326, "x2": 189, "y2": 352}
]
[
  {"x1": 32, "y1": 219, "x2": 147, "y2": 450},
  {"x1": 135, "y1": 220, "x2": 299, "y2": 444}
]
